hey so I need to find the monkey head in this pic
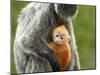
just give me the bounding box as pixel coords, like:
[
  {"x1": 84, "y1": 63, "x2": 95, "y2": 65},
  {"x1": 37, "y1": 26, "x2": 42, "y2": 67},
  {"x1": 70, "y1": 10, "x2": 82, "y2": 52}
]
[
  {"x1": 54, "y1": 4, "x2": 78, "y2": 20},
  {"x1": 52, "y1": 25, "x2": 70, "y2": 45}
]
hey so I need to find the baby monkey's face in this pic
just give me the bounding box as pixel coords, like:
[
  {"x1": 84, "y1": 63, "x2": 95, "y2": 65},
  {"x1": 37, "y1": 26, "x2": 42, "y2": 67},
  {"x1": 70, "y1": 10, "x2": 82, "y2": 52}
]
[{"x1": 53, "y1": 32, "x2": 70, "y2": 45}]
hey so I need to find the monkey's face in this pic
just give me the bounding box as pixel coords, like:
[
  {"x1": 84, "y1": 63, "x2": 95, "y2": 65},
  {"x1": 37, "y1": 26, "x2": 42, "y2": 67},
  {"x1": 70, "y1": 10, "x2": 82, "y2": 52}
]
[{"x1": 53, "y1": 32, "x2": 70, "y2": 45}]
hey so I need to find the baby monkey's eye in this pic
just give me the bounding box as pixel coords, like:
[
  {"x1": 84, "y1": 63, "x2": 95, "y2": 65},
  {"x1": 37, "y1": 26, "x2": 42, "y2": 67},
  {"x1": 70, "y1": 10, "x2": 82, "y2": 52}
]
[
  {"x1": 61, "y1": 37, "x2": 63, "y2": 39},
  {"x1": 56, "y1": 35, "x2": 59, "y2": 37}
]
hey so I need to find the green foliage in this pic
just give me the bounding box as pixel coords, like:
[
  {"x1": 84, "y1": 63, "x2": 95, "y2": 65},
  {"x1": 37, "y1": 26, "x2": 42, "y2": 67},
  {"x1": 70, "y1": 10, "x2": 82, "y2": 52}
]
[
  {"x1": 11, "y1": 0, "x2": 96, "y2": 73},
  {"x1": 73, "y1": 6, "x2": 96, "y2": 69}
]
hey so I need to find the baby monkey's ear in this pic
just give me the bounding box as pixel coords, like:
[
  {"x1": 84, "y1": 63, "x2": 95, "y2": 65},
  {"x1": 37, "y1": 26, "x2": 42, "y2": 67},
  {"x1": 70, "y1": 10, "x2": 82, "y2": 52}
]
[{"x1": 67, "y1": 35, "x2": 71, "y2": 42}]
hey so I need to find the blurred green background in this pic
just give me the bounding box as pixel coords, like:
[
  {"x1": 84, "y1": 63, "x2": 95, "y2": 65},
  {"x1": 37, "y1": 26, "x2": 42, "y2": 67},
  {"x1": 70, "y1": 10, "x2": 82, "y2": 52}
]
[{"x1": 11, "y1": 0, "x2": 96, "y2": 73}]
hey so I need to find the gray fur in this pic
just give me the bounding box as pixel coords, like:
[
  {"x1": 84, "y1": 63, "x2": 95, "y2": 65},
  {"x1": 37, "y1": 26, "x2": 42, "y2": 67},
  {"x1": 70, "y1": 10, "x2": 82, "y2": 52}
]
[{"x1": 14, "y1": 2, "x2": 80, "y2": 74}]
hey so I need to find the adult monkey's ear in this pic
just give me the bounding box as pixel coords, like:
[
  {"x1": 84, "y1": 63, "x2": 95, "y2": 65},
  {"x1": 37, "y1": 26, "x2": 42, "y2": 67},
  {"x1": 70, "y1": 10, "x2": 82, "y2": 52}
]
[{"x1": 54, "y1": 4, "x2": 78, "y2": 20}]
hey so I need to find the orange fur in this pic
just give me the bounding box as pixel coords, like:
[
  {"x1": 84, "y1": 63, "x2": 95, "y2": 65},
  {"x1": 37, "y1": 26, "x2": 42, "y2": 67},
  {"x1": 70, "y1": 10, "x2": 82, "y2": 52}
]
[{"x1": 49, "y1": 25, "x2": 71, "y2": 71}]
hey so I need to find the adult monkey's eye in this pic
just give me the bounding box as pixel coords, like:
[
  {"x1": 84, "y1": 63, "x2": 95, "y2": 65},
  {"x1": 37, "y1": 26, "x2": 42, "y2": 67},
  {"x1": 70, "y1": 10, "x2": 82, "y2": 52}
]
[{"x1": 56, "y1": 35, "x2": 59, "y2": 37}]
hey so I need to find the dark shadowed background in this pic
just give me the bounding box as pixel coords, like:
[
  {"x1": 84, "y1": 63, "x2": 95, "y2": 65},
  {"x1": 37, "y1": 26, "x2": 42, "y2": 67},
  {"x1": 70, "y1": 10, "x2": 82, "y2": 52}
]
[{"x1": 11, "y1": 0, "x2": 96, "y2": 73}]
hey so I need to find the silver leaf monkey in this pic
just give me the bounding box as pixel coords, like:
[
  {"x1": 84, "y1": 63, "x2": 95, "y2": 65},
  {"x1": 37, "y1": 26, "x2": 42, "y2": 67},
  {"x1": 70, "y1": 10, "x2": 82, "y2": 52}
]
[{"x1": 14, "y1": 2, "x2": 80, "y2": 73}]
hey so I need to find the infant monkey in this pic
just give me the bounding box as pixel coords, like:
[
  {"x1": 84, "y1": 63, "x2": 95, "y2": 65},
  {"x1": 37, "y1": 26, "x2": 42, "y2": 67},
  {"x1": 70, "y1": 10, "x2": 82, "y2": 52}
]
[{"x1": 49, "y1": 25, "x2": 71, "y2": 71}]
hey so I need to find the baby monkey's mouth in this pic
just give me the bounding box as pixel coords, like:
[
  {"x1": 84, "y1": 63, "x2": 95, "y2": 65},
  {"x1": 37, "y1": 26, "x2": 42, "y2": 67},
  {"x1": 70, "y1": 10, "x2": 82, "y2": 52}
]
[{"x1": 54, "y1": 39, "x2": 64, "y2": 45}]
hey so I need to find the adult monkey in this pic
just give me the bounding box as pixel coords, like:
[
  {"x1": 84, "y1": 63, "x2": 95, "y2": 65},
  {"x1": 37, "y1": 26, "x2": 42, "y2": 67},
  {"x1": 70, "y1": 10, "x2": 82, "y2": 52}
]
[{"x1": 14, "y1": 2, "x2": 80, "y2": 73}]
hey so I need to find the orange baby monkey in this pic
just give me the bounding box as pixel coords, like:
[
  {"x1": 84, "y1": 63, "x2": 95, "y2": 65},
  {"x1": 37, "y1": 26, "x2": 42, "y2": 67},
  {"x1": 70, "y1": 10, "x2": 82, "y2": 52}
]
[{"x1": 49, "y1": 25, "x2": 71, "y2": 71}]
